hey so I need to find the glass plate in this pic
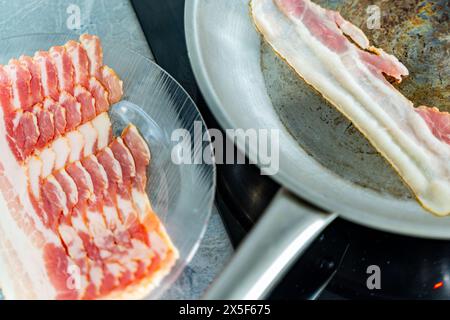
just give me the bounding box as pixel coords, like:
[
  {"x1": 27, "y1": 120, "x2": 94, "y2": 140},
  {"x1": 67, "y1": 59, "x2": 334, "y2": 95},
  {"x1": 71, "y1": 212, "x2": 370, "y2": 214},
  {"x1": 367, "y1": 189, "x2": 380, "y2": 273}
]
[{"x1": 0, "y1": 33, "x2": 216, "y2": 299}]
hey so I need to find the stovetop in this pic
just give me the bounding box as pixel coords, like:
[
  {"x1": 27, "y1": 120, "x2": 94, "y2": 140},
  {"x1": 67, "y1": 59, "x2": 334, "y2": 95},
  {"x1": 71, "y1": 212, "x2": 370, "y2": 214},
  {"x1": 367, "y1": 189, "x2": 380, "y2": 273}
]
[{"x1": 131, "y1": 0, "x2": 450, "y2": 300}]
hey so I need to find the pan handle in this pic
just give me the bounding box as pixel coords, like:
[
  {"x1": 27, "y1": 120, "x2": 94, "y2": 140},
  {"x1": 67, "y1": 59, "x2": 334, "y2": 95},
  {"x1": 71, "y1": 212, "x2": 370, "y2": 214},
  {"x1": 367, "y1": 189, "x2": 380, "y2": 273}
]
[{"x1": 203, "y1": 188, "x2": 338, "y2": 300}]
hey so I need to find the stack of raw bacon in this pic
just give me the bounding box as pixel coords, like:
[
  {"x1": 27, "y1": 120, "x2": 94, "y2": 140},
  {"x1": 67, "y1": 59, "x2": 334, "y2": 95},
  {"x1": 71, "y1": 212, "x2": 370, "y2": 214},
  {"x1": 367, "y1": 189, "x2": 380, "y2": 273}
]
[{"x1": 0, "y1": 34, "x2": 178, "y2": 299}]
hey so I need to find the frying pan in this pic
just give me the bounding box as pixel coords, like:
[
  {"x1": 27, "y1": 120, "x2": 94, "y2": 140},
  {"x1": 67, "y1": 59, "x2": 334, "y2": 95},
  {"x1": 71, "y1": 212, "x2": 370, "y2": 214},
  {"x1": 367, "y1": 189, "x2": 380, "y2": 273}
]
[{"x1": 185, "y1": 0, "x2": 450, "y2": 299}]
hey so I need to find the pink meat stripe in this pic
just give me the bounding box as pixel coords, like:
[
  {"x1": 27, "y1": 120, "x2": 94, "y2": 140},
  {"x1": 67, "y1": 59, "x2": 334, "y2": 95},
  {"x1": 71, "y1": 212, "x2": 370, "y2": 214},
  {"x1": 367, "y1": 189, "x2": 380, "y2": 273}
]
[{"x1": 0, "y1": 34, "x2": 177, "y2": 299}]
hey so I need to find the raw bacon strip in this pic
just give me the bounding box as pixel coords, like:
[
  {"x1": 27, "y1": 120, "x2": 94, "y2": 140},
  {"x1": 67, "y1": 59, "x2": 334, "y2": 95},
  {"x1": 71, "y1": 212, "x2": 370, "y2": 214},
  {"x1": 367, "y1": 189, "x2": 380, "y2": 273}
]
[
  {"x1": 65, "y1": 40, "x2": 90, "y2": 88},
  {"x1": 4, "y1": 60, "x2": 32, "y2": 112},
  {"x1": 44, "y1": 97, "x2": 66, "y2": 137},
  {"x1": 80, "y1": 34, "x2": 103, "y2": 79},
  {"x1": 28, "y1": 156, "x2": 42, "y2": 199},
  {"x1": 0, "y1": 65, "x2": 15, "y2": 113},
  {"x1": 33, "y1": 103, "x2": 55, "y2": 149},
  {"x1": 100, "y1": 66, "x2": 123, "y2": 104},
  {"x1": 43, "y1": 243, "x2": 81, "y2": 299},
  {"x1": 57, "y1": 223, "x2": 90, "y2": 296},
  {"x1": 59, "y1": 91, "x2": 82, "y2": 132},
  {"x1": 66, "y1": 131, "x2": 85, "y2": 165},
  {"x1": 52, "y1": 137, "x2": 71, "y2": 171},
  {"x1": 14, "y1": 111, "x2": 39, "y2": 158},
  {"x1": 118, "y1": 142, "x2": 169, "y2": 273},
  {"x1": 0, "y1": 66, "x2": 24, "y2": 161},
  {"x1": 97, "y1": 146, "x2": 144, "y2": 250},
  {"x1": 79, "y1": 34, "x2": 123, "y2": 107},
  {"x1": 82, "y1": 151, "x2": 155, "y2": 284},
  {"x1": 88, "y1": 77, "x2": 109, "y2": 114},
  {"x1": 40, "y1": 148, "x2": 56, "y2": 178},
  {"x1": 66, "y1": 161, "x2": 95, "y2": 205},
  {"x1": 252, "y1": 0, "x2": 450, "y2": 215},
  {"x1": 97, "y1": 147, "x2": 126, "y2": 222},
  {"x1": 65, "y1": 159, "x2": 122, "y2": 297},
  {"x1": 74, "y1": 85, "x2": 96, "y2": 123},
  {"x1": 122, "y1": 125, "x2": 153, "y2": 223},
  {"x1": 34, "y1": 51, "x2": 59, "y2": 102},
  {"x1": 83, "y1": 152, "x2": 147, "y2": 251},
  {"x1": 91, "y1": 112, "x2": 112, "y2": 151},
  {"x1": 79, "y1": 122, "x2": 99, "y2": 158},
  {"x1": 50, "y1": 46, "x2": 74, "y2": 96},
  {"x1": 122, "y1": 125, "x2": 150, "y2": 192},
  {"x1": 40, "y1": 175, "x2": 68, "y2": 228},
  {"x1": 54, "y1": 169, "x2": 107, "y2": 297},
  {"x1": 19, "y1": 56, "x2": 43, "y2": 106},
  {"x1": 54, "y1": 169, "x2": 79, "y2": 210}
]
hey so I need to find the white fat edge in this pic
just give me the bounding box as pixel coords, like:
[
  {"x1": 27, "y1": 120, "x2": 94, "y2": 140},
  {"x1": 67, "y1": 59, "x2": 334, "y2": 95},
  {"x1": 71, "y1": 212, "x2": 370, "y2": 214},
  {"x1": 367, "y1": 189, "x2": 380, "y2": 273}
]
[
  {"x1": 101, "y1": 66, "x2": 123, "y2": 97},
  {"x1": 58, "y1": 169, "x2": 78, "y2": 207},
  {"x1": 39, "y1": 147, "x2": 56, "y2": 178},
  {"x1": 131, "y1": 188, "x2": 151, "y2": 222},
  {"x1": 148, "y1": 232, "x2": 169, "y2": 260},
  {"x1": 89, "y1": 154, "x2": 109, "y2": 185},
  {"x1": 34, "y1": 55, "x2": 50, "y2": 98},
  {"x1": 89, "y1": 264, "x2": 103, "y2": 290},
  {"x1": 116, "y1": 137, "x2": 137, "y2": 178},
  {"x1": 91, "y1": 112, "x2": 111, "y2": 150},
  {"x1": 118, "y1": 252, "x2": 139, "y2": 275},
  {"x1": 129, "y1": 239, "x2": 153, "y2": 269},
  {"x1": 66, "y1": 44, "x2": 81, "y2": 84},
  {"x1": 78, "y1": 122, "x2": 98, "y2": 157},
  {"x1": 106, "y1": 262, "x2": 124, "y2": 278},
  {"x1": 4, "y1": 64, "x2": 21, "y2": 110},
  {"x1": 49, "y1": 48, "x2": 66, "y2": 92},
  {"x1": 253, "y1": 0, "x2": 450, "y2": 214},
  {"x1": 0, "y1": 226, "x2": 23, "y2": 299},
  {"x1": 0, "y1": 230, "x2": 41, "y2": 299},
  {"x1": 125, "y1": 125, "x2": 151, "y2": 163},
  {"x1": 0, "y1": 186, "x2": 57, "y2": 299},
  {"x1": 80, "y1": 36, "x2": 102, "y2": 76},
  {"x1": 11, "y1": 110, "x2": 22, "y2": 130},
  {"x1": 47, "y1": 175, "x2": 68, "y2": 215},
  {"x1": 73, "y1": 161, "x2": 95, "y2": 197},
  {"x1": 51, "y1": 136, "x2": 70, "y2": 170},
  {"x1": 116, "y1": 196, "x2": 134, "y2": 222},
  {"x1": 104, "y1": 147, "x2": 124, "y2": 181},
  {"x1": 103, "y1": 205, "x2": 121, "y2": 231},
  {"x1": 86, "y1": 209, "x2": 107, "y2": 239},
  {"x1": 28, "y1": 156, "x2": 42, "y2": 199},
  {"x1": 66, "y1": 130, "x2": 85, "y2": 163},
  {"x1": 58, "y1": 224, "x2": 87, "y2": 268},
  {"x1": 71, "y1": 213, "x2": 89, "y2": 234}
]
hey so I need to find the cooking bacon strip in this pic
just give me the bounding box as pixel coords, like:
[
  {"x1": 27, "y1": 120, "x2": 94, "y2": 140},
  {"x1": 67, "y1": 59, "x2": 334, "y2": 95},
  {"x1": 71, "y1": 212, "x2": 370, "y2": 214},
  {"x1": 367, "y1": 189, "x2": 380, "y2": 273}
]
[{"x1": 251, "y1": 0, "x2": 450, "y2": 215}]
